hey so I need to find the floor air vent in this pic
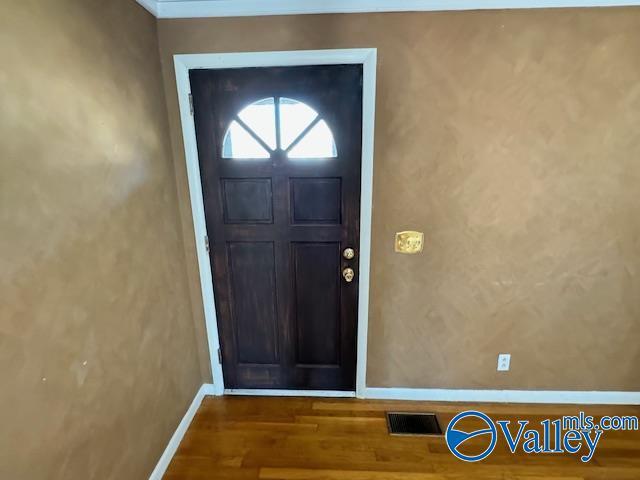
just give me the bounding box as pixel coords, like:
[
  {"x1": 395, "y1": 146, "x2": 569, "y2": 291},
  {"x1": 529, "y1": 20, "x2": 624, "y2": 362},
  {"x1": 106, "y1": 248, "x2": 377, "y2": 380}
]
[{"x1": 386, "y1": 412, "x2": 443, "y2": 436}]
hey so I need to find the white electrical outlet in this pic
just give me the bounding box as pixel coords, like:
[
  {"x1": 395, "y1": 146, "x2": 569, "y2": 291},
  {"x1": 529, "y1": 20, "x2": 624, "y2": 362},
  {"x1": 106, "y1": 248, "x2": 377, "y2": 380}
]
[{"x1": 497, "y1": 353, "x2": 511, "y2": 372}]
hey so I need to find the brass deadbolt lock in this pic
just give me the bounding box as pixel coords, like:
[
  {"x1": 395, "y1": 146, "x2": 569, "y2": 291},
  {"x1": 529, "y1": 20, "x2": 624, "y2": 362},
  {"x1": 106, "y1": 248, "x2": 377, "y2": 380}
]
[{"x1": 343, "y1": 248, "x2": 355, "y2": 259}]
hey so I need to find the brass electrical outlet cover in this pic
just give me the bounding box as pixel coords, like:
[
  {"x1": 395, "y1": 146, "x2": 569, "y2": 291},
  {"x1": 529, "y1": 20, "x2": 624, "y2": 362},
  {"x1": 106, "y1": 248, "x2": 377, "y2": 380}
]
[{"x1": 395, "y1": 231, "x2": 424, "y2": 254}]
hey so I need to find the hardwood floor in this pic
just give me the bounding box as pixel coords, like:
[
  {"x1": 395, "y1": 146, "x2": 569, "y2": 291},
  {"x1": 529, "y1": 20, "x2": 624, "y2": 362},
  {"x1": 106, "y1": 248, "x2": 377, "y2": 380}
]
[{"x1": 163, "y1": 396, "x2": 640, "y2": 480}]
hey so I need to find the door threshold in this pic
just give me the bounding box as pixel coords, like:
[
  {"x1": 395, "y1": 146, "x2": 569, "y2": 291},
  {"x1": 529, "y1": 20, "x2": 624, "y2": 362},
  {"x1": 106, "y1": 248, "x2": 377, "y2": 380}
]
[{"x1": 224, "y1": 389, "x2": 356, "y2": 398}]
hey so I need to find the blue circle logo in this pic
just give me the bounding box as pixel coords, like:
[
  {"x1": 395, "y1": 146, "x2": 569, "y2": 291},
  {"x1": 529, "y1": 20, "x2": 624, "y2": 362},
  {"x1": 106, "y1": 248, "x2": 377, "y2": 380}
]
[{"x1": 445, "y1": 410, "x2": 497, "y2": 462}]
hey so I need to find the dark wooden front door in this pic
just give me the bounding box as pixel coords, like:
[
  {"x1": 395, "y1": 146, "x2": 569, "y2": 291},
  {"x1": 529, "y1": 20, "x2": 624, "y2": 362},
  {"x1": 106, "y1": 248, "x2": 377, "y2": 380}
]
[{"x1": 190, "y1": 65, "x2": 362, "y2": 390}]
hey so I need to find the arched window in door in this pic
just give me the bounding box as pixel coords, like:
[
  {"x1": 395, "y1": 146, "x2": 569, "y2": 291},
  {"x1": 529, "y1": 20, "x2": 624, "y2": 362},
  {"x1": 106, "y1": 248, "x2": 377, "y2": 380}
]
[{"x1": 222, "y1": 97, "x2": 337, "y2": 159}]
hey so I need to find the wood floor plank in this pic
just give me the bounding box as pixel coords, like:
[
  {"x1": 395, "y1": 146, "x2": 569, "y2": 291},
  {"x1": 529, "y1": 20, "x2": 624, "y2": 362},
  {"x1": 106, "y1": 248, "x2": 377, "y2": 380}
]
[{"x1": 258, "y1": 467, "x2": 501, "y2": 479}]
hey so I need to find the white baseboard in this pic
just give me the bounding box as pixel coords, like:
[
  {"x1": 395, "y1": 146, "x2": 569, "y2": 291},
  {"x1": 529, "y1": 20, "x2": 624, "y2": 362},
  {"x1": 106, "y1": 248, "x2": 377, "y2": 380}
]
[
  {"x1": 149, "y1": 383, "x2": 216, "y2": 480},
  {"x1": 363, "y1": 387, "x2": 640, "y2": 405}
]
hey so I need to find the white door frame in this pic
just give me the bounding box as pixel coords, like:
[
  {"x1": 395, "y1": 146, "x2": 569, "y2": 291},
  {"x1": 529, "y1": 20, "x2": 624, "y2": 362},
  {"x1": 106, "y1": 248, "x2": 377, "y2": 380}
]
[{"x1": 174, "y1": 49, "x2": 377, "y2": 397}]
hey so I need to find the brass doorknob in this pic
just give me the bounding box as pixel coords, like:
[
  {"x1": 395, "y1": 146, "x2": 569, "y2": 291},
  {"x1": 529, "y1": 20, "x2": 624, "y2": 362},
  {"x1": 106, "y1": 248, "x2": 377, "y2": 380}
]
[
  {"x1": 342, "y1": 267, "x2": 355, "y2": 283},
  {"x1": 343, "y1": 248, "x2": 355, "y2": 259}
]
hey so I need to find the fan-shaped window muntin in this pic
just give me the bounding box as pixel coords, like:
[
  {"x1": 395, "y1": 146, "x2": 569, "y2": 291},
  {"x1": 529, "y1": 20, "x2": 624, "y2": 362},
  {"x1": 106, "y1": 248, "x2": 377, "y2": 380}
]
[{"x1": 221, "y1": 97, "x2": 337, "y2": 159}]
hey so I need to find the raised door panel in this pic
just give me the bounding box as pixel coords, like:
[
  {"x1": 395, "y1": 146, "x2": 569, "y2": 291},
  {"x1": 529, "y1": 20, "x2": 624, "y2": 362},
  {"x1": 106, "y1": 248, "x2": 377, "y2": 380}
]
[
  {"x1": 228, "y1": 242, "x2": 279, "y2": 365},
  {"x1": 292, "y1": 242, "x2": 341, "y2": 366},
  {"x1": 290, "y1": 177, "x2": 342, "y2": 224},
  {"x1": 222, "y1": 178, "x2": 273, "y2": 224}
]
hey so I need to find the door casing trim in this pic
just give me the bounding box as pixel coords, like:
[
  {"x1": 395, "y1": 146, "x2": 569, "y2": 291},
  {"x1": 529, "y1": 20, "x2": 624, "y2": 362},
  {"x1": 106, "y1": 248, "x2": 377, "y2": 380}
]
[{"x1": 174, "y1": 49, "x2": 377, "y2": 397}]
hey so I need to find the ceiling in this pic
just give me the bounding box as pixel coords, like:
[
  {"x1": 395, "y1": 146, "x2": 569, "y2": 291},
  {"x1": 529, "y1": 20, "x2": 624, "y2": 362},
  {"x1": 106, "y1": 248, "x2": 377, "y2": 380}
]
[{"x1": 137, "y1": 0, "x2": 639, "y2": 18}]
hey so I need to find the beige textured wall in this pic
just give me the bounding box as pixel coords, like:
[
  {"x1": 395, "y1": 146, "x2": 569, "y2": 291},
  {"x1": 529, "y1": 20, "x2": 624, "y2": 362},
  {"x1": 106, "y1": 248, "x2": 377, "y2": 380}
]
[
  {"x1": 0, "y1": 1, "x2": 204, "y2": 478},
  {"x1": 158, "y1": 8, "x2": 640, "y2": 392}
]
